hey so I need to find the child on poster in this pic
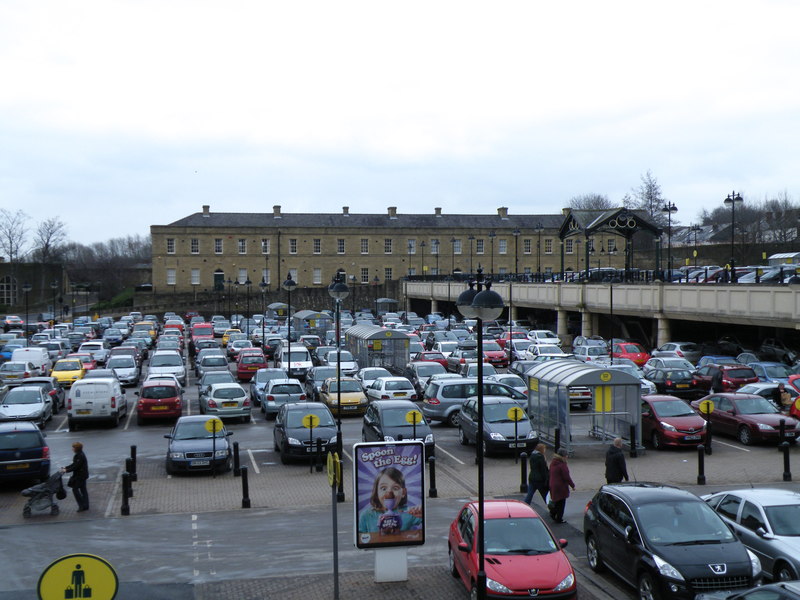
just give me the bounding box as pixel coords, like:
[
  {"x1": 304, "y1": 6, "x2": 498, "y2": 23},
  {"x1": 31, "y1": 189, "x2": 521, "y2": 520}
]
[{"x1": 358, "y1": 467, "x2": 422, "y2": 535}]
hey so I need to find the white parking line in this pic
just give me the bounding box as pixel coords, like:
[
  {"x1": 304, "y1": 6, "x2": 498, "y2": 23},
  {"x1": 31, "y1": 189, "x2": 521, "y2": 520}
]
[
  {"x1": 434, "y1": 445, "x2": 466, "y2": 465},
  {"x1": 247, "y1": 449, "x2": 260, "y2": 474},
  {"x1": 124, "y1": 400, "x2": 134, "y2": 430},
  {"x1": 55, "y1": 416, "x2": 69, "y2": 433},
  {"x1": 714, "y1": 440, "x2": 751, "y2": 452}
]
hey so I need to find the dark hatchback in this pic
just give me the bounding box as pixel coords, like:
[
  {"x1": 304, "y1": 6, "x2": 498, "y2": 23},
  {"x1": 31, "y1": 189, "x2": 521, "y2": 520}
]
[
  {"x1": 584, "y1": 483, "x2": 760, "y2": 600},
  {"x1": 456, "y1": 396, "x2": 537, "y2": 456},
  {"x1": 274, "y1": 402, "x2": 337, "y2": 464},
  {"x1": 0, "y1": 421, "x2": 50, "y2": 482},
  {"x1": 164, "y1": 415, "x2": 232, "y2": 474},
  {"x1": 645, "y1": 368, "x2": 703, "y2": 399},
  {"x1": 361, "y1": 400, "x2": 435, "y2": 458}
]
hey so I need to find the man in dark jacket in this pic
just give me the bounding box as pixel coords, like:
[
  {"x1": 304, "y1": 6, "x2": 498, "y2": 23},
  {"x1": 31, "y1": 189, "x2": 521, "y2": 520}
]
[
  {"x1": 711, "y1": 367, "x2": 724, "y2": 393},
  {"x1": 524, "y1": 443, "x2": 549, "y2": 505},
  {"x1": 605, "y1": 437, "x2": 629, "y2": 484},
  {"x1": 62, "y1": 441, "x2": 89, "y2": 512}
]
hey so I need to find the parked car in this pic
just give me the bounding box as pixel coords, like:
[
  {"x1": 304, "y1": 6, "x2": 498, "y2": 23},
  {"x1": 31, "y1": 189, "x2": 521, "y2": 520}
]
[
  {"x1": 527, "y1": 330, "x2": 561, "y2": 346},
  {"x1": 0, "y1": 385, "x2": 53, "y2": 428},
  {"x1": 273, "y1": 402, "x2": 337, "y2": 464},
  {"x1": 364, "y1": 376, "x2": 417, "y2": 402},
  {"x1": 164, "y1": 415, "x2": 232, "y2": 474},
  {"x1": 0, "y1": 361, "x2": 41, "y2": 385},
  {"x1": 361, "y1": 399, "x2": 434, "y2": 457},
  {"x1": 641, "y1": 394, "x2": 706, "y2": 449},
  {"x1": 487, "y1": 373, "x2": 528, "y2": 396},
  {"x1": 303, "y1": 366, "x2": 339, "y2": 402},
  {"x1": 456, "y1": 362, "x2": 498, "y2": 378},
  {"x1": 403, "y1": 361, "x2": 448, "y2": 396},
  {"x1": 693, "y1": 364, "x2": 759, "y2": 393},
  {"x1": 196, "y1": 354, "x2": 230, "y2": 380},
  {"x1": 759, "y1": 338, "x2": 798, "y2": 365},
  {"x1": 696, "y1": 581, "x2": 800, "y2": 600},
  {"x1": 456, "y1": 396, "x2": 536, "y2": 455},
  {"x1": 105, "y1": 354, "x2": 140, "y2": 386},
  {"x1": 0, "y1": 421, "x2": 50, "y2": 482},
  {"x1": 148, "y1": 350, "x2": 187, "y2": 386},
  {"x1": 261, "y1": 378, "x2": 306, "y2": 419},
  {"x1": 584, "y1": 483, "x2": 761, "y2": 599},
  {"x1": 738, "y1": 382, "x2": 800, "y2": 407},
  {"x1": 197, "y1": 370, "x2": 237, "y2": 404},
  {"x1": 703, "y1": 488, "x2": 800, "y2": 583},
  {"x1": 524, "y1": 344, "x2": 565, "y2": 359},
  {"x1": 22, "y1": 376, "x2": 65, "y2": 414},
  {"x1": 135, "y1": 380, "x2": 182, "y2": 425},
  {"x1": 508, "y1": 360, "x2": 538, "y2": 378},
  {"x1": 644, "y1": 368, "x2": 702, "y2": 398},
  {"x1": 642, "y1": 356, "x2": 697, "y2": 376},
  {"x1": 748, "y1": 361, "x2": 792, "y2": 384},
  {"x1": 199, "y1": 382, "x2": 251, "y2": 423},
  {"x1": 690, "y1": 393, "x2": 800, "y2": 445},
  {"x1": 422, "y1": 378, "x2": 527, "y2": 427},
  {"x1": 319, "y1": 377, "x2": 368, "y2": 416},
  {"x1": 611, "y1": 342, "x2": 650, "y2": 367},
  {"x1": 505, "y1": 338, "x2": 534, "y2": 362},
  {"x1": 236, "y1": 352, "x2": 268, "y2": 382},
  {"x1": 49, "y1": 357, "x2": 86, "y2": 388},
  {"x1": 449, "y1": 499, "x2": 576, "y2": 600},
  {"x1": 66, "y1": 376, "x2": 127, "y2": 431},
  {"x1": 697, "y1": 355, "x2": 741, "y2": 368},
  {"x1": 445, "y1": 348, "x2": 482, "y2": 373},
  {"x1": 410, "y1": 351, "x2": 448, "y2": 369},
  {"x1": 353, "y1": 367, "x2": 392, "y2": 392},
  {"x1": 573, "y1": 345, "x2": 610, "y2": 363}
]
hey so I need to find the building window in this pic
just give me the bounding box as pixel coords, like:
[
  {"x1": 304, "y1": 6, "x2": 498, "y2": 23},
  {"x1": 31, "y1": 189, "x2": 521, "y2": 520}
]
[
  {"x1": 384, "y1": 268, "x2": 392, "y2": 281},
  {"x1": 262, "y1": 269, "x2": 270, "y2": 285},
  {"x1": 261, "y1": 238, "x2": 270, "y2": 254},
  {"x1": 166, "y1": 239, "x2": 175, "y2": 254},
  {"x1": 0, "y1": 276, "x2": 14, "y2": 305},
  {"x1": 357, "y1": 267, "x2": 367, "y2": 283},
  {"x1": 565, "y1": 239, "x2": 574, "y2": 254},
  {"x1": 523, "y1": 239, "x2": 531, "y2": 254},
  {"x1": 360, "y1": 238, "x2": 369, "y2": 254},
  {"x1": 191, "y1": 268, "x2": 200, "y2": 285},
  {"x1": 313, "y1": 239, "x2": 321, "y2": 254},
  {"x1": 289, "y1": 268, "x2": 298, "y2": 284},
  {"x1": 238, "y1": 239, "x2": 247, "y2": 254},
  {"x1": 289, "y1": 239, "x2": 298, "y2": 254},
  {"x1": 408, "y1": 267, "x2": 416, "y2": 276},
  {"x1": 238, "y1": 268, "x2": 247, "y2": 284},
  {"x1": 607, "y1": 238, "x2": 617, "y2": 253},
  {"x1": 337, "y1": 239, "x2": 345, "y2": 254},
  {"x1": 384, "y1": 239, "x2": 392, "y2": 254},
  {"x1": 545, "y1": 239, "x2": 553, "y2": 254},
  {"x1": 166, "y1": 269, "x2": 176, "y2": 285},
  {"x1": 499, "y1": 239, "x2": 507, "y2": 255},
  {"x1": 476, "y1": 239, "x2": 485, "y2": 254},
  {"x1": 453, "y1": 239, "x2": 462, "y2": 254},
  {"x1": 190, "y1": 239, "x2": 199, "y2": 254},
  {"x1": 431, "y1": 239, "x2": 440, "y2": 255},
  {"x1": 313, "y1": 268, "x2": 322, "y2": 284},
  {"x1": 214, "y1": 239, "x2": 223, "y2": 254},
  {"x1": 498, "y1": 267, "x2": 507, "y2": 275},
  {"x1": 407, "y1": 239, "x2": 416, "y2": 254}
]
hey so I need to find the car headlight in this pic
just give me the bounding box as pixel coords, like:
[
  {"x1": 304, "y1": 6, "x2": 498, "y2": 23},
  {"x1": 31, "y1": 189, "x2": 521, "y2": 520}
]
[
  {"x1": 329, "y1": 436, "x2": 338, "y2": 445},
  {"x1": 486, "y1": 578, "x2": 512, "y2": 594},
  {"x1": 383, "y1": 435, "x2": 395, "y2": 442},
  {"x1": 660, "y1": 421, "x2": 678, "y2": 432},
  {"x1": 359, "y1": 397, "x2": 368, "y2": 404},
  {"x1": 287, "y1": 437, "x2": 302, "y2": 446},
  {"x1": 489, "y1": 432, "x2": 505, "y2": 441},
  {"x1": 169, "y1": 452, "x2": 184, "y2": 459},
  {"x1": 747, "y1": 549, "x2": 761, "y2": 577},
  {"x1": 653, "y1": 554, "x2": 684, "y2": 581},
  {"x1": 526, "y1": 430, "x2": 538, "y2": 439},
  {"x1": 757, "y1": 423, "x2": 774, "y2": 431},
  {"x1": 214, "y1": 450, "x2": 228, "y2": 458},
  {"x1": 424, "y1": 434, "x2": 434, "y2": 444},
  {"x1": 553, "y1": 572, "x2": 575, "y2": 592}
]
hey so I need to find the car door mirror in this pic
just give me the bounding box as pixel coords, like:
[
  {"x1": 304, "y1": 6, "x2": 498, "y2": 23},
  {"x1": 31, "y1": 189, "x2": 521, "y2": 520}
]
[
  {"x1": 624, "y1": 525, "x2": 638, "y2": 544},
  {"x1": 457, "y1": 541, "x2": 470, "y2": 553},
  {"x1": 558, "y1": 538, "x2": 568, "y2": 549},
  {"x1": 226, "y1": 431, "x2": 233, "y2": 437},
  {"x1": 164, "y1": 434, "x2": 173, "y2": 439}
]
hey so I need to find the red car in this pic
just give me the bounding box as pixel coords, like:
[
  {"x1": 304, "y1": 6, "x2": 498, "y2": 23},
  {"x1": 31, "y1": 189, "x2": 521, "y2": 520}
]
[
  {"x1": 237, "y1": 352, "x2": 268, "y2": 381},
  {"x1": 449, "y1": 499, "x2": 576, "y2": 599},
  {"x1": 412, "y1": 351, "x2": 448, "y2": 369},
  {"x1": 495, "y1": 331, "x2": 529, "y2": 350},
  {"x1": 68, "y1": 353, "x2": 97, "y2": 371},
  {"x1": 611, "y1": 342, "x2": 650, "y2": 367},
  {"x1": 641, "y1": 395, "x2": 706, "y2": 449},
  {"x1": 481, "y1": 341, "x2": 509, "y2": 368},
  {"x1": 693, "y1": 364, "x2": 759, "y2": 393},
  {"x1": 135, "y1": 380, "x2": 182, "y2": 425},
  {"x1": 690, "y1": 393, "x2": 800, "y2": 445}
]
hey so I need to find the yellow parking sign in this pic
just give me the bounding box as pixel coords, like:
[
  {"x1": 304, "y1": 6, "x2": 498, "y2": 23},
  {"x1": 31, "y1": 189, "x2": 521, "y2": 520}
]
[
  {"x1": 38, "y1": 553, "x2": 118, "y2": 600},
  {"x1": 595, "y1": 385, "x2": 612, "y2": 412}
]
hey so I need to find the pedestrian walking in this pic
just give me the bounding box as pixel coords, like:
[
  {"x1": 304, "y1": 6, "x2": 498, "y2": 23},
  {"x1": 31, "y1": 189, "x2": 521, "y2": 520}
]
[
  {"x1": 62, "y1": 442, "x2": 89, "y2": 512},
  {"x1": 772, "y1": 383, "x2": 791, "y2": 412},
  {"x1": 710, "y1": 367, "x2": 724, "y2": 393},
  {"x1": 523, "y1": 443, "x2": 549, "y2": 505},
  {"x1": 548, "y1": 453, "x2": 575, "y2": 524},
  {"x1": 605, "y1": 437, "x2": 629, "y2": 484}
]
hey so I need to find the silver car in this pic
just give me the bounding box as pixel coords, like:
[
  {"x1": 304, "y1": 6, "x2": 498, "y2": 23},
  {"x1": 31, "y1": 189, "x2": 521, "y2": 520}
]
[
  {"x1": 0, "y1": 385, "x2": 53, "y2": 428},
  {"x1": 199, "y1": 382, "x2": 251, "y2": 423},
  {"x1": 703, "y1": 488, "x2": 800, "y2": 581},
  {"x1": 261, "y1": 378, "x2": 306, "y2": 419},
  {"x1": 105, "y1": 355, "x2": 140, "y2": 386}
]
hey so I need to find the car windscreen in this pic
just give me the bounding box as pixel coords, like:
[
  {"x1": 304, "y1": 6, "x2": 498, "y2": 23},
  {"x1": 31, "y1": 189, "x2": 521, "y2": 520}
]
[
  {"x1": 213, "y1": 387, "x2": 245, "y2": 399},
  {"x1": 286, "y1": 409, "x2": 335, "y2": 428},
  {"x1": 651, "y1": 400, "x2": 697, "y2": 418},
  {"x1": 385, "y1": 380, "x2": 413, "y2": 391},
  {"x1": 484, "y1": 403, "x2": 525, "y2": 423},
  {"x1": 1, "y1": 363, "x2": 25, "y2": 372},
  {"x1": 151, "y1": 355, "x2": 183, "y2": 367},
  {"x1": 107, "y1": 358, "x2": 134, "y2": 368},
  {"x1": 361, "y1": 368, "x2": 390, "y2": 380},
  {"x1": 0, "y1": 431, "x2": 42, "y2": 450},
  {"x1": 3, "y1": 389, "x2": 41, "y2": 404},
  {"x1": 725, "y1": 368, "x2": 756, "y2": 379},
  {"x1": 141, "y1": 386, "x2": 178, "y2": 399},
  {"x1": 765, "y1": 504, "x2": 800, "y2": 536},
  {"x1": 288, "y1": 351, "x2": 310, "y2": 362},
  {"x1": 54, "y1": 361, "x2": 82, "y2": 371},
  {"x1": 483, "y1": 517, "x2": 558, "y2": 555},
  {"x1": 328, "y1": 380, "x2": 362, "y2": 393},
  {"x1": 482, "y1": 342, "x2": 502, "y2": 352},
  {"x1": 380, "y1": 408, "x2": 427, "y2": 427},
  {"x1": 202, "y1": 357, "x2": 228, "y2": 366},
  {"x1": 733, "y1": 397, "x2": 779, "y2": 414},
  {"x1": 270, "y1": 384, "x2": 303, "y2": 395},
  {"x1": 416, "y1": 364, "x2": 445, "y2": 376},
  {"x1": 202, "y1": 373, "x2": 235, "y2": 385},
  {"x1": 763, "y1": 364, "x2": 791, "y2": 378},
  {"x1": 329, "y1": 351, "x2": 354, "y2": 362},
  {"x1": 663, "y1": 370, "x2": 692, "y2": 380},
  {"x1": 174, "y1": 422, "x2": 226, "y2": 439},
  {"x1": 637, "y1": 500, "x2": 735, "y2": 545}
]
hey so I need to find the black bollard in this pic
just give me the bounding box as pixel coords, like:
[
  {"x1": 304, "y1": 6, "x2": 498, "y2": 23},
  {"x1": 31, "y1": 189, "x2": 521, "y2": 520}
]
[
  {"x1": 233, "y1": 441, "x2": 241, "y2": 477},
  {"x1": 316, "y1": 438, "x2": 324, "y2": 473},
  {"x1": 779, "y1": 419, "x2": 786, "y2": 446},
  {"x1": 121, "y1": 472, "x2": 130, "y2": 516},
  {"x1": 241, "y1": 465, "x2": 251, "y2": 508},
  {"x1": 124, "y1": 458, "x2": 134, "y2": 497},
  {"x1": 697, "y1": 445, "x2": 706, "y2": 485},
  {"x1": 428, "y1": 455, "x2": 438, "y2": 498},
  {"x1": 554, "y1": 428, "x2": 561, "y2": 455},
  {"x1": 519, "y1": 452, "x2": 528, "y2": 493},
  {"x1": 629, "y1": 425, "x2": 638, "y2": 458},
  {"x1": 781, "y1": 442, "x2": 792, "y2": 482},
  {"x1": 129, "y1": 445, "x2": 138, "y2": 482},
  {"x1": 705, "y1": 421, "x2": 713, "y2": 455}
]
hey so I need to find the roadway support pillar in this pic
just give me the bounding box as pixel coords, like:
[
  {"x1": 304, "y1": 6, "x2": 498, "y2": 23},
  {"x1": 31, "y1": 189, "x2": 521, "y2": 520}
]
[
  {"x1": 580, "y1": 310, "x2": 593, "y2": 338},
  {"x1": 556, "y1": 309, "x2": 568, "y2": 340},
  {"x1": 655, "y1": 314, "x2": 671, "y2": 348}
]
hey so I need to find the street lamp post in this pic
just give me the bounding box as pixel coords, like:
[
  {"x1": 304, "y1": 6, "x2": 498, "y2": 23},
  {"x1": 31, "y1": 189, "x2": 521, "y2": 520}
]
[
  {"x1": 456, "y1": 266, "x2": 504, "y2": 600},
  {"x1": 534, "y1": 222, "x2": 544, "y2": 276},
  {"x1": 724, "y1": 191, "x2": 743, "y2": 282},
  {"x1": 488, "y1": 231, "x2": 496, "y2": 277},
  {"x1": 226, "y1": 279, "x2": 232, "y2": 318},
  {"x1": 349, "y1": 275, "x2": 357, "y2": 315},
  {"x1": 450, "y1": 237, "x2": 457, "y2": 275},
  {"x1": 372, "y1": 275, "x2": 380, "y2": 318},
  {"x1": 512, "y1": 228, "x2": 521, "y2": 279},
  {"x1": 50, "y1": 280, "x2": 59, "y2": 325},
  {"x1": 661, "y1": 201, "x2": 678, "y2": 281},
  {"x1": 433, "y1": 239, "x2": 440, "y2": 276},
  {"x1": 245, "y1": 280, "x2": 252, "y2": 337},
  {"x1": 22, "y1": 282, "x2": 32, "y2": 340},
  {"x1": 282, "y1": 274, "x2": 297, "y2": 344},
  {"x1": 328, "y1": 272, "x2": 350, "y2": 503},
  {"x1": 690, "y1": 224, "x2": 702, "y2": 270},
  {"x1": 468, "y1": 235, "x2": 475, "y2": 274},
  {"x1": 259, "y1": 281, "x2": 267, "y2": 346},
  {"x1": 420, "y1": 241, "x2": 427, "y2": 279}
]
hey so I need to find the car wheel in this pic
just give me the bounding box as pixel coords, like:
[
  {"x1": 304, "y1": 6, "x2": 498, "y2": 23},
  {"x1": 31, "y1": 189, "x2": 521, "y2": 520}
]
[
  {"x1": 458, "y1": 427, "x2": 469, "y2": 446},
  {"x1": 136, "y1": 414, "x2": 144, "y2": 426},
  {"x1": 448, "y1": 411, "x2": 460, "y2": 428},
  {"x1": 273, "y1": 437, "x2": 279, "y2": 451},
  {"x1": 738, "y1": 425, "x2": 753, "y2": 446},
  {"x1": 166, "y1": 462, "x2": 175, "y2": 476},
  {"x1": 469, "y1": 584, "x2": 478, "y2": 600},
  {"x1": 585, "y1": 534, "x2": 606, "y2": 573},
  {"x1": 280, "y1": 444, "x2": 290, "y2": 465},
  {"x1": 775, "y1": 562, "x2": 796, "y2": 581},
  {"x1": 448, "y1": 547, "x2": 458, "y2": 578},
  {"x1": 68, "y1": 419, "x2": 76, "y2": 432},
  {"x1": 637, "y1": 572, "x2": 662, "y2": 600},
  {"x1": 651, "y1": 431, "x2": 662, "y2": 450}
]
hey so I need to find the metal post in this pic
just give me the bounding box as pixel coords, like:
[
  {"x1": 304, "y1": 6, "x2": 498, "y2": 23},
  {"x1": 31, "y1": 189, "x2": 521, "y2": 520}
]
[
  {"x1": 428, "y1": 455, "x2": 438, "y2": 498},
  {"x1": 241, "y1": 465, "x2": 251, "y2": 508},
  {"x1": 781, "y1": 442, "x2": 792, "y2": 481},
  {"x1": 705, "y1": 419, "x2": 713, "y2": 455},
  {"x1": 129, "y1": 445, "x2": 138, "y2": 482},
  {"x1": 629, "y1": 424, "x2": 637, "y2": 458},
  {"x1": 316, "y1": 438, "x2": 324, "y2": 473},
  {"x1": 697, "y1": 445, "x2": 706, "y2": 485},
  {"x1": 233, "y1": 441, "x2": 241, "y2": 477},
  {"x1": 519, "y1": 451, "x2": 528, "y2": 493},
  {"x1": 125, "y1": 459, "x2": 135, "y2": 496},
  {"x1": 554, "y1": 427, "x2": 561, "y2": 455},
  {"x1": 779, "y1": 419, "x2": 786, "y2": 445},
  {"x1": 121, "y1": 472, "x2": 130, "y2": 515}
]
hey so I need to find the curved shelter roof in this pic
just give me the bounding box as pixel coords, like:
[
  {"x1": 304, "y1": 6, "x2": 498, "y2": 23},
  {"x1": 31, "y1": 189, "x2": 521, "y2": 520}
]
[
  {"x1": 345, "y1": 324, "x2": 411, "y2": 341},
  {"x1": 526, "y1": 360, "x2": 640, "y2": 387},
  {"x1": 292, "y1": 310, "x2": 331, "y2": 321}
]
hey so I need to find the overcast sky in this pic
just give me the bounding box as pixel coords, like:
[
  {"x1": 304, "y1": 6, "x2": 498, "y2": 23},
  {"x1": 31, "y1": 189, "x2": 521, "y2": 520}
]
[{"x1": 2, "y1": 1, "x2": 799, "y2": 245}]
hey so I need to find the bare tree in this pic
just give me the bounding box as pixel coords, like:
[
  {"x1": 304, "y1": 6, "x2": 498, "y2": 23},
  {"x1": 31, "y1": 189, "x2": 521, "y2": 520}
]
[
  {"x1": 764, "y1": 191, "x2": 797, "y2": 243},
  {"x1": 0, "y1": 209, "x2": 29, "y2": 263},
  {"x1": 569, "y1": 194, "x2": 614, "y2": 211},
  {"x1": 631, "y1": 170, "x2": 668, "y2": 226},
  {"x1": 31, "y1": 217, "x2": 68, "y2": 263}
]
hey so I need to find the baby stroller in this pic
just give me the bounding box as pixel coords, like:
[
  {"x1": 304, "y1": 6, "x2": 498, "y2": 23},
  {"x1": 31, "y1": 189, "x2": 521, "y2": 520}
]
[{"x1": 22, "y1": 472, "x2": 65, "y2": 518}]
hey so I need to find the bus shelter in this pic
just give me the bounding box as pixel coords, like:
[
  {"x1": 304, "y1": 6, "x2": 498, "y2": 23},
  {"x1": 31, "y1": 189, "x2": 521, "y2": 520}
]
[
  {"x1": 345, "y1": 324, "x2": 410, "y2": 373},
  {"x1": 525, "y1": 361, "x2": 642, "y2": 456},
  {"x1": 291, "y1": 310, "x2": 334, "y2": 340},
  {"x1": 267, "y1": 302, "x2": 289, "y2": 320}
]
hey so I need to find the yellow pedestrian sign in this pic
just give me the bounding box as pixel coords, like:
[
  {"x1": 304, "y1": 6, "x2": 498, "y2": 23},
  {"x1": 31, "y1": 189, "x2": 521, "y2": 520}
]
[
  {"x1": 507, "y1": 406, "x2": 525, "y2": 421},
  {"x1": 405, "y1": 409, "x2": 423, "y2": 425},
  {"x1": 327, "y1": 451, "x2": 341, "y2": 487},
  {"x1": 204, "y1": 417, "x2": 223, "y2": 434},
  {"x1": 302, "y1": 414, "x2": 320, "y2": 429},
  {"x1": 698, "y1": 399, "x2": 715, "y2": 415},
  {"x1": 38, "y1": 553, "x2": 118, "y2": 600}
]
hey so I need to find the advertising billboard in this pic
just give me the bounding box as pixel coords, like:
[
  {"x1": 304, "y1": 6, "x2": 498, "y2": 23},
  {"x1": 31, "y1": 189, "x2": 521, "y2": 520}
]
[{"x1": 353, "y1": 441, "x2": 426, "y2": 549}]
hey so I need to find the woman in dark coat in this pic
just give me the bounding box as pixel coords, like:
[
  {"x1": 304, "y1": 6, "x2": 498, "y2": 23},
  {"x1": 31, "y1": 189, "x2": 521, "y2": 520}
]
[
  {"x1": 62, "y1": 441, "x2": 89, "y2": 512},
  {"x1": 548, "y1": 453, "x2": 575, "y2": 524},
  {"x1": 524, "y1": 443, "x2": 549, "y2": 505}
]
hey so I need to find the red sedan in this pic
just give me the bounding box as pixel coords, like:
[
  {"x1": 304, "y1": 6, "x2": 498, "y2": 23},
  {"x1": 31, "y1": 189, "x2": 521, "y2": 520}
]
[
  {"x1": 641, "y1": 395, "x2": 706, "y2": 449},
  {"x1": 611, "y1": 342, "x2": 650, "y2": 367},
  {"x1": 135, "y1": 380, "x2": 182, "y2": 425},
  {"x1": 68, "y1": 353, "x2": 97, "y2": 371},
  {"x1": 481, "y1": 341, "x2": 509, "y2": 368},
  {"x1": 412, "y1": 351, "x2": 448, "y2": 369},
  {"x1": 449, "y1": 499, "x2": 577, "y2": 599},
  {"x1": 690, "y1": 393, "x2": 800, "y2": 445},
  {"x1": 237, "y1": 352, "x2": 268, "y2": 381}
]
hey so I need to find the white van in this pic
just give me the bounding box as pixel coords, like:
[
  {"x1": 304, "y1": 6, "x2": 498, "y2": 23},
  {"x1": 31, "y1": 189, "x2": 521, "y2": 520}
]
[
  {"x1": 276, "y1": 343, "x2": 313, "y2": 380},
  {"x1": 67, "y1": 377, "x2": 127, "y2": 430},
  {"x1": 11, "y1": 347, "x2": 52, "y2": 375}
]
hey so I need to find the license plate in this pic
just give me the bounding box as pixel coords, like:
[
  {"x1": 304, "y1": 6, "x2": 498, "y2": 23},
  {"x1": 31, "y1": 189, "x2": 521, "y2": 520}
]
[
  {"x1": 222, "y1": 402, "x2": 238, "y2": 408},
  {"x1": 509, "y1": 442, "x2": 525, "y2": 448},
  {"x1": 150, "y1": 405, "x2": 169, "y2": 411},
  {"x1": 306, "y1": 446, "x2": 319, "y2": 453},
  {"x1": 76, "y1": 409, "x2": 91, "y2": 415},
  {"x1": 7, "y1": 463, "x2": 29, "y2": 470},
  {"x1": 393, "y1": 392, "x2": 407, "y2": 397},
  {"x1": 684, "y1": 435, "x2": 701, "y2": 440},
  {"x1": 191, "y1": 460, "x2": 210, "y2": 466},
  {"x1": 248, "y1": 366, "x2": 258, "y2": 370},
  {"x1": 343, "y1": 406, "x2": 358, "y2": 410},
  {"x1": 676, "y1": 384, "x2": 689, "y2": 388}
]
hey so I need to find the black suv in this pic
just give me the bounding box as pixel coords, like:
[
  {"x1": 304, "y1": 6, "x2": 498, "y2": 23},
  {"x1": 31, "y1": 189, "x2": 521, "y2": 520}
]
[
  {"x1": 0, "y1": 421, "x2": 50, "y2": 482},
  {"x1": 584, "y1": 483, "x2": 760, "y2": 599}
]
